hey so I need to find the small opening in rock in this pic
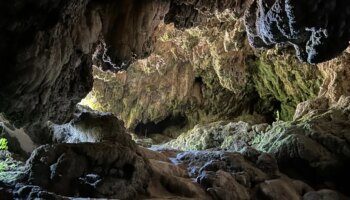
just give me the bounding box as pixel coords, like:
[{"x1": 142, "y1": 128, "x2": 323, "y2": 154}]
[
  {"x1": 194, "y1": 76, "x2": 203, "y2": 85},
  {"x1": 134, "y1": 114, "x2": 187, "y2": 136},
  {"x1": 123, "y1": 163, "x2": 135, "y2": 180}
]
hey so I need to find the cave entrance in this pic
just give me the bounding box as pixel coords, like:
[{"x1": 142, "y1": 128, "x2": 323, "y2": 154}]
[{"x1": 134, "y1": 114, "x2": 187, "y2": 137}]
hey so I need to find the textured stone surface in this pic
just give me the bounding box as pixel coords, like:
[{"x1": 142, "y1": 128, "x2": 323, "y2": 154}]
[
  {"x1": 17, "y1": 142, "x2": 150, "y2": 199},
  {"x1": 82, "y1": 14, "x2": 265, "y2": 132},
  {"x1": 165, "y1": 0, "x2": 250, "y2": 28},
  {"x1": 248, "y1": 48, "x2": 323, "y2": 120},
  {"x1": 162, "y1": 121, "x2": 267, "y2": 151},
  {"x1": 318, "y1": 49, "x2": 350, "y2": 103},
  {"x1": 0, "y1": 1, "x2": 96, "y2": 128},
  {"x1": 3, "y1": 109, "x2": 349, "y2": 199},
  {"x1": 245, "y1": 0, "x2": 350, "y2": 64},
  {"x1": 50, "y1": 106, "x2": 132, "y2": 146},
  {"x1": 0, "y1": 0, "x2": 170, "y2": 134},
  {"x1": 83, "y1": 10, "x2": 322, "y2": 136},
  {"x1": 166, "y1": 96, "x2": 350, "y2": 193}
]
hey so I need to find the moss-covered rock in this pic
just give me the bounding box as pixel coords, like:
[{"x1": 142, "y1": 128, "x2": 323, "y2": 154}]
[{"x1": 247, "y1": 49, "x2": 323, "y2": 120}]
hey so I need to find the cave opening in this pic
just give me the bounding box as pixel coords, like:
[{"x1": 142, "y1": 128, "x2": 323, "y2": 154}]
[
  {"x1": 134, "y1": 114, "x2": 187, "y2": 137},
  {"x1": 194, "y1": 76, "x2": 203, "y2": 85}
]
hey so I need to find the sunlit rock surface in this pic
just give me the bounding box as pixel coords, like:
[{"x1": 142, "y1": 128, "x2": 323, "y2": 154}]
[
  {"x1": 162, "y1": 96, "x2": 350, "y2": 194},
  {"x1": 83, "y1": 11, "x2": 322, "y2": 137}
]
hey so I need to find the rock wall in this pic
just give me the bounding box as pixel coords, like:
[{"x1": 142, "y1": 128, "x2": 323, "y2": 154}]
[
  {"x1": 83, "y1": 10, "x2": 323, "y2": 134},
  {"x1": 248, "y1": 48, "x2": 322, "y2": 120},
  {"x1": 0, "y1": 0, "x2": 97, "y2": 128},
  {"x1": 245, "y1": 0, "x2": 350, "y2": 64},
  {"x1": 1, "y1": 0, "x2": 349, "y2": 140},
  {"x1": 82, "y1": 14, "x2": 264, "y2": 132},
  {"x1": 0, "y1": 0, "x2": 170, "y2": 142}
]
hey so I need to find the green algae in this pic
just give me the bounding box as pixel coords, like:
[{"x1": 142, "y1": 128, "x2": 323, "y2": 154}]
[{"x1": 247, "y1": 50, "x2": 323, "y2": 121}]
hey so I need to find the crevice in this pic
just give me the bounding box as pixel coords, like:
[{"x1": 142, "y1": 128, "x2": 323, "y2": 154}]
[{"x1": 134, "y1": 114, "x2": 187, "y2": 136}]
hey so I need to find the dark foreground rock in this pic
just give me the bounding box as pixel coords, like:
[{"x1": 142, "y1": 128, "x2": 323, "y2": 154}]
[
  {"x1": 13, "y1": 142, "x2": 149, "y2": 199},
  {"x1": 12, "y1": 144, "x2": 347, "y2": 200},
  {"x1": 2, "y1": 141, "x2": 347, "y2": 199}
]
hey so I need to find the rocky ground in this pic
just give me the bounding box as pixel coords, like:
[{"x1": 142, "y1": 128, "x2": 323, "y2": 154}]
[{"x1": 0, "y1": 107, "x2": 349, "y2": 199}]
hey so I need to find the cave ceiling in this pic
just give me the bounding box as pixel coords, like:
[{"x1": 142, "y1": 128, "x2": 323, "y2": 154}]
[{"x1": 0, "y1": 0, "x2": 349, "y2": 129}]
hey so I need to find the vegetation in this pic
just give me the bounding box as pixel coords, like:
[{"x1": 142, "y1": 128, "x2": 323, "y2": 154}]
[
  {"x1": 0, "y1": 137, "x2": 9, "y2": 172},
  {"x1": 0, "y1": 138, "x2": 8, "y2": 150}
]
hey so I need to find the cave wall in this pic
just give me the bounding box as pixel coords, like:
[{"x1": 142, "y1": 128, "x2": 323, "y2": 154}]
[
  {"x1": 245, "y1": 0, "x2": 350, "y2": 64},
  {"x1": 0, "y1": 0, "x2": 97, "y2": 128},
  {"x1": 82, "y1": 11, "x2": 323, "y2": 133},
  {"x1": 0, "y1": 0, "x2": 170, "y2": 141},
  {"x1": 1, "y1": 0, "x2": 350, "y2": 139},
  {"x1": 82, "y1": 13, "x2": 260, "y2": 132}
]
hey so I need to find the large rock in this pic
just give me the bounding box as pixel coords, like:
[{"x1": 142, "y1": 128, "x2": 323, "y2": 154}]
[
  {"x1": 163, "y1": 96, "x2": 350, "y2": 193},
  {"x1": 0, "y1": 0, "x2": 97, "y2": 129},
  {"x1": 0, "y1": 0, "x2": 170, "y2": 136},
  {"x1": 162, "y1": 120, "x2": 268, "y2": 151},
  {"x1": 4, "y1": 124, "x2": 348, "y2": 199},
  {"x1": 82, "y1": 14, "x2": 262, "y2": 132},
  {"x1": 16, "y1": 142, "x2": 150, "y2": 199},
  {"x1": 244, "y1": 0, "x2": 350, "y2": 64},
  {"x1": 50, "y1": 106, "x2": 133, "y2": 147},
  {"x1": 0, "y1": 114, "x2": 37, "y2": 156}
]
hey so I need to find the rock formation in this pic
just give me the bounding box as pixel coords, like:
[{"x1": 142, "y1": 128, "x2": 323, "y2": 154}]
[
  {"x1": 244, "y1": 0, "x2": 350, "y2": 64},
  {"x1": 83, "y1": 11, "x2": 322, "y2": 137},
  {"x1": 0, "y1": 110, "x2": 347, "y2": 199},
  {"x1": 1, "y1": 0, "x2": 350, "y2": 200},
  {"x1": 162, "y1": 95, "x2": 350, "y2": 194},
  {"x1": 0, "y1": 0, "x2": 170, "y2": 141}
]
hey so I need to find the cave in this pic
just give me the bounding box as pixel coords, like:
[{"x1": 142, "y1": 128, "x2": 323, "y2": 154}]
[
  {"x1": 1, "y1": 0, "x2": 350, "y2": 199},
  {"x1": 134, "y1": 114, "x2": 187, "y2": 136}
]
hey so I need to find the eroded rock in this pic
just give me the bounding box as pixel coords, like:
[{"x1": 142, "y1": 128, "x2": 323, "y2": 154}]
[
  {"x1": 50, "y1": 106, "x2": 133, "y2": 147},
  {"x1": 244, "y1": 0, "x2": 350, "y2": 63},
  {"x1": 17, "y1": 142, "x2": 150, "y2": 199}
]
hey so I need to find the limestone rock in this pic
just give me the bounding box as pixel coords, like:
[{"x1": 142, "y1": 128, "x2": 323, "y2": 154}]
[
  {"x1": 82, "y1": 13, "x2": 261, "y2": 132},
  {"x1": 18, "y1": 142, "x2": 150, "y2": 199},
  {"x1": 248, "y1": 48, "x2": 323, "y2": 120},
  {"x1": 244, "y1": 0, "x2": 350, "y2": 64},
  {"x1": 0, "y1": 114, "x2": 37, "y2": 156},
  {"x1": 0, "y1": 0, "x2": 96, "y2": 129},
  {"x1": 176, "y1": 150, "x2": 319, "y2": 200},
  {"x1": 318, "y1": 50, "x2": 350, "y2": 103},
  {"x1": 163, "y1": 121, "x2": 262, "y2": 151},
  {"x1": 84, "y1": 10, "x2": 322, "y2": 134},
  {"x1": 0, "y1": 0, "x2": 170, "y2": 133},
  {"x1": 163, "y1": 96, "x2": 350, "y2": 193},
  {"x1": 50, "y1": 106, "x2": 133, "y2": 147}
]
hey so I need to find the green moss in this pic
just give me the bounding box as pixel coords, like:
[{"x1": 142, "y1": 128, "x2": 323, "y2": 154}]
[
  {"x1": 247, "y1": 50, "x2": 323, "y2": 121},
  {"x1": 0, "y1": 138, "x2": 8, "y2": 150}
]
